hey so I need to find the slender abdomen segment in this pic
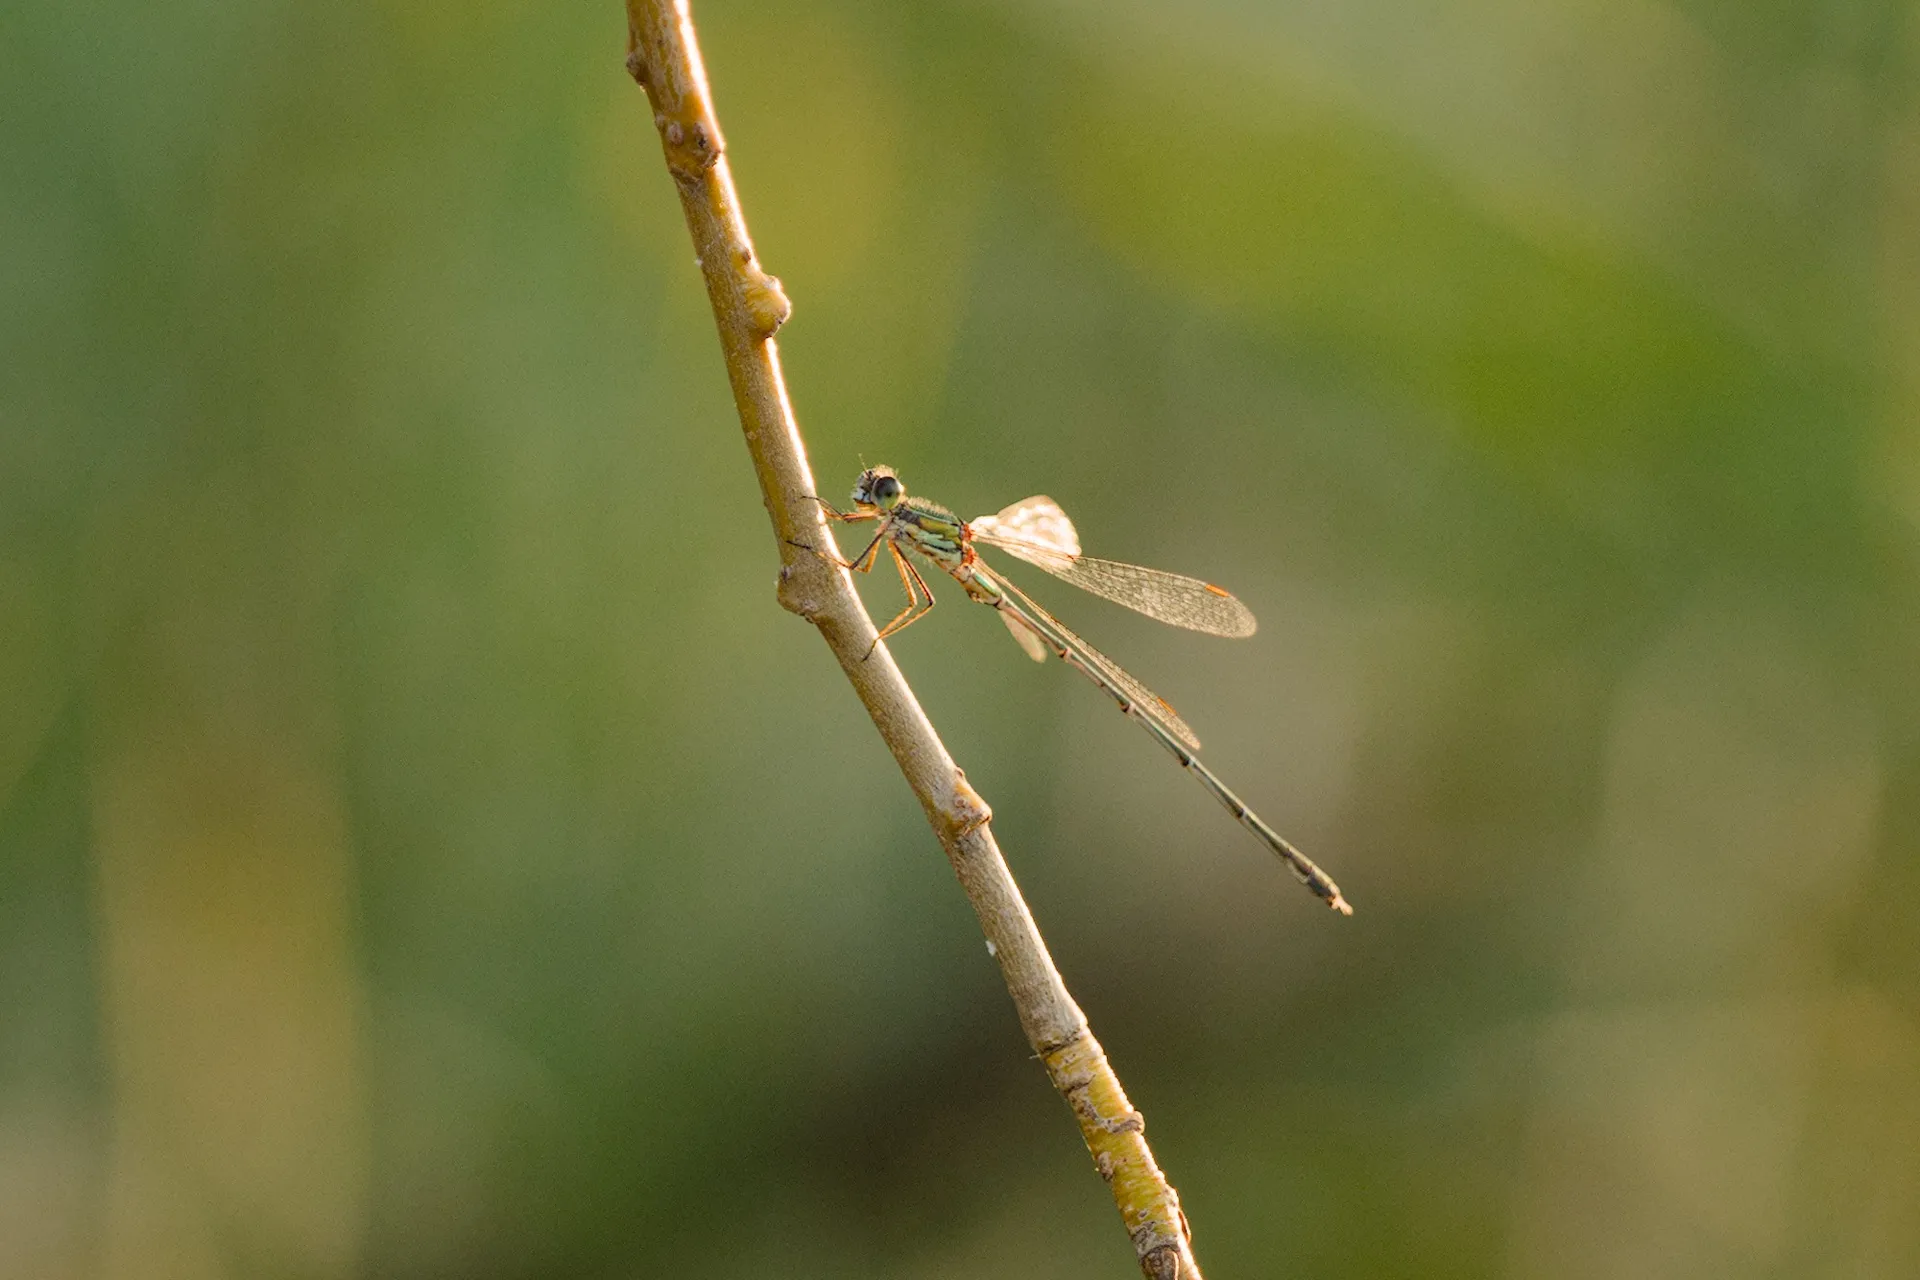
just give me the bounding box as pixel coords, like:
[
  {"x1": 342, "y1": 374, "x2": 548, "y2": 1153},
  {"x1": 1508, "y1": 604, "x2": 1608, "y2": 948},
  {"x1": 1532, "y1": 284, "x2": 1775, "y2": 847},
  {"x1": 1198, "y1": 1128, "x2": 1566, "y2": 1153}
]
[{"x1": 994, "y1": 593, "x2": 1351, "y2": 913}]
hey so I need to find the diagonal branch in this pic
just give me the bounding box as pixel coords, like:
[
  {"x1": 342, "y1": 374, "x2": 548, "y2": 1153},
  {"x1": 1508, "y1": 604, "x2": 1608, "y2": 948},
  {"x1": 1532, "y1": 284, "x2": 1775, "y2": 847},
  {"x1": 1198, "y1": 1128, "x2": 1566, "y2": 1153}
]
[{"x1": 622, "y1": 3, "x2": 1205, "y2": 1275}]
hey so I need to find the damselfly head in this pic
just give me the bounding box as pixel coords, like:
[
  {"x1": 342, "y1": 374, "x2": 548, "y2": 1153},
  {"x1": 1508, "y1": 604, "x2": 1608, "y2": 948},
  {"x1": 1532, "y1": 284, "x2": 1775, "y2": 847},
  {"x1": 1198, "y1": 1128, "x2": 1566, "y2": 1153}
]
[{"x1": 851, "y1": 465, "x2": 905, "y2": 511}]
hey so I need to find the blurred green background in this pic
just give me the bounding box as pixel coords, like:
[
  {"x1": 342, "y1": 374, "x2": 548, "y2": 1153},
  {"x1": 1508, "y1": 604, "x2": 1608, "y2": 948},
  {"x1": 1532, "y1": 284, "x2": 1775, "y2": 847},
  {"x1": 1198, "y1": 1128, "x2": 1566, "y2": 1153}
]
[{"x1": 4, "y1": 0, "x2": 1918, "y2": 1275}]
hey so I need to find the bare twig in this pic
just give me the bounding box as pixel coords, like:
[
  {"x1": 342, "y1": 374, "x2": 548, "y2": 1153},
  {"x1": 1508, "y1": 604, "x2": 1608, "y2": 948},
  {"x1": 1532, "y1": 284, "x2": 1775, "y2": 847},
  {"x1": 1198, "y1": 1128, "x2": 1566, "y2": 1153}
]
[{"x1": 623, "y1": 3, "x2": 1205, "y2": 1275}]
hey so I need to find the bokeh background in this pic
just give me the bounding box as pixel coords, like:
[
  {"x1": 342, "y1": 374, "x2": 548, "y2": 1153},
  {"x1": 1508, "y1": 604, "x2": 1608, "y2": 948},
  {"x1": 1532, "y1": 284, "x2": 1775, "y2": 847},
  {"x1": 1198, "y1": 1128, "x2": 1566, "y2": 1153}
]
[{"x1": 5, "y1": 0, "x2": 1919, "y2": 1275}]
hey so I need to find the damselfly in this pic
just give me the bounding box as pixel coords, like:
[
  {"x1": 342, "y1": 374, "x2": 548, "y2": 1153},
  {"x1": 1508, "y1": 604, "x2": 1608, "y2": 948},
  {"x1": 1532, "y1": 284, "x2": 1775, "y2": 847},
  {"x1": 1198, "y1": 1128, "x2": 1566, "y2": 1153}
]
[{"x1": 815, "y1": 466, "x2": 1351, "y2": 914}]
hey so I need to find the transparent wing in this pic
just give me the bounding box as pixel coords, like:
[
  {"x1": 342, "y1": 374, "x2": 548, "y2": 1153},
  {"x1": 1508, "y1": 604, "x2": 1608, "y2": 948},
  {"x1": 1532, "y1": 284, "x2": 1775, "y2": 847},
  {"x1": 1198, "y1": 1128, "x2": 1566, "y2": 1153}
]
[
  {"x1": 971, "y1": 497, "x2": 1256, "y2": 638},
  {"x1": 976, "y1": 563, "x2": 1203, "y2": 751},
  {"x1": 998, "y1": 609, "x2": 1050, "y2": 662},
  {"x1": 969, "y1": 496, "x2": 1080, "y2": 572}
]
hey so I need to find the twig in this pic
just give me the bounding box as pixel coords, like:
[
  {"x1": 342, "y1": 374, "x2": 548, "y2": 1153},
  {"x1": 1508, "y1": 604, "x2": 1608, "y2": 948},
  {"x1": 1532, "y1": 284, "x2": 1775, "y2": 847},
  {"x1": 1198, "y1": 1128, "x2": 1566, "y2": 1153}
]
[{"x1": 622, "y1": 4, "x2": 1206, "y2": 1275}]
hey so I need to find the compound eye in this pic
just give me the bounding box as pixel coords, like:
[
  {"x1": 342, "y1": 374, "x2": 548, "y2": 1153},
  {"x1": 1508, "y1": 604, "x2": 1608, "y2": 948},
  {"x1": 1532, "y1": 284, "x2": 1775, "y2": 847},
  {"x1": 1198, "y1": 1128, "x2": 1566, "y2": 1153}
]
[{"x1": 872, "y1": 475, "x2": 903, "y2": 505}]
